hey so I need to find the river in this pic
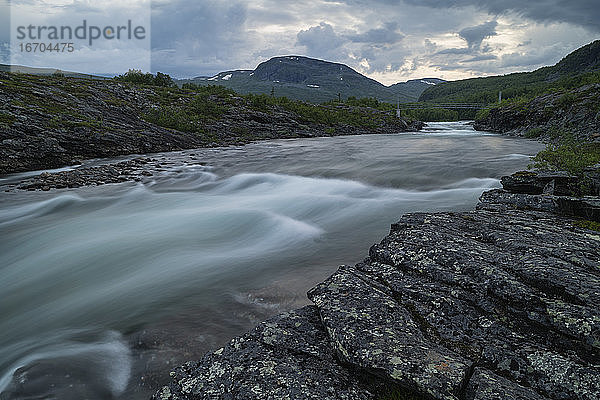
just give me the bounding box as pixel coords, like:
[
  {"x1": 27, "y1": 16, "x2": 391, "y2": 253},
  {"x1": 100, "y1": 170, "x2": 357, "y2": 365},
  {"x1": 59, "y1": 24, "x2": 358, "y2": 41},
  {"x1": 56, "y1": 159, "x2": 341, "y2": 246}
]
[{"x1": 0, "y1": 122, "x2": 544, "y2": 399}]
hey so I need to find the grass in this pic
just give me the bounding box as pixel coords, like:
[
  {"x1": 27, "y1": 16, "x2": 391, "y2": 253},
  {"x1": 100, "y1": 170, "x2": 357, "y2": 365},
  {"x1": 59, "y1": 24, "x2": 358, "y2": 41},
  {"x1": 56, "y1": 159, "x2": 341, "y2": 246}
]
[
  {"x1": 144, "y1": 93, "x2": 227, "y2": 133},
  {"x1": 573, "y1": 220, "x2": 600, "y2": 232},
  {"x1": 0, "y1": 112, "x2": 16, "y2": 126}
]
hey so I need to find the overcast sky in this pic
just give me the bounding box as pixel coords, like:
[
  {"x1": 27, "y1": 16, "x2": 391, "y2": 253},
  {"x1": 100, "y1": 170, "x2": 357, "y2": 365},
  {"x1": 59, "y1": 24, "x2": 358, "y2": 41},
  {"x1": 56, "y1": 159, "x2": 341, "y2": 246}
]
[{"x1": 2, "y1": 0, "x2": 599, "y2": 84}]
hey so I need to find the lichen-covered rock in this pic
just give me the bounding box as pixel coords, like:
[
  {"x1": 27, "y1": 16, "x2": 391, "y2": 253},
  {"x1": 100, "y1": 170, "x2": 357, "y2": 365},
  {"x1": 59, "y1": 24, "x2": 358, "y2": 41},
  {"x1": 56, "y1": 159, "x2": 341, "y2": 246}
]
[
  {"x1": 500, "y1": 171, "x2": 579, "y2": 196},
  {"x1": 480, "y1": 180, "x2": 600, "y2": 222},
  {"x1": 365, "y1": 210, "x2": 600, "y2": 399},
  {"x1": 465, "y1": 368, "x2": 550, "y2": 400},
  {"x1": 308, "y1": 265, "x2": 472, "y2": 400},
  {"x1": 153, "y1": 306, "x2": 379, "y2": 400}
]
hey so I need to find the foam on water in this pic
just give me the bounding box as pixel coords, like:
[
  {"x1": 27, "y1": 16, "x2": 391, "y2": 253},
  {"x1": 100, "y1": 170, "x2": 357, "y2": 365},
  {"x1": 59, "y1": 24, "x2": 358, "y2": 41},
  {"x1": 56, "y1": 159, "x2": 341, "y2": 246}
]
[{"x1": 0, "y1": 330, "x2": 131, "y2": 396}]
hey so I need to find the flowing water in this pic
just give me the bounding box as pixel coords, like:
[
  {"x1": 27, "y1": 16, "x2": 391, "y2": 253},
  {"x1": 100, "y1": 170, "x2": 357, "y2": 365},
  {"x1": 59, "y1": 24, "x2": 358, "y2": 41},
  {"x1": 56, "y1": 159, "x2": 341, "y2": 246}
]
[{"x1": 0, "y1": 122, "x2": 544, "y2": 399}]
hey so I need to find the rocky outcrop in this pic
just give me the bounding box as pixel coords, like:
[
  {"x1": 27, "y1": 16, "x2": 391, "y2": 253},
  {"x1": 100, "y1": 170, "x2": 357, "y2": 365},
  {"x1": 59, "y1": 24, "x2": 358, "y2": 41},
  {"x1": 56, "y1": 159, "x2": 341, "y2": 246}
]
[
  {"x1": 0, "y1": 72, "x2": 421, "y2": 175},
  {"x1": 154, "y1": 171, "x2": 600, "y2": 400},
  {"x1": 13, "y1": 158, "x2": 159, "y2": 190},
  {"x1": 473, "y1": 84, "x2": 600, "y2": 142}
]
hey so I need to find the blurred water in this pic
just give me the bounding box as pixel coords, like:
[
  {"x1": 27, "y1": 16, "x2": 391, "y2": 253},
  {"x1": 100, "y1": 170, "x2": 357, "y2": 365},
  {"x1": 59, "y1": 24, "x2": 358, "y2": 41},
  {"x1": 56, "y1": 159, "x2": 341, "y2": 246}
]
[{"x1": 0, "y1": 122, "x2": 544, "y2": 399}]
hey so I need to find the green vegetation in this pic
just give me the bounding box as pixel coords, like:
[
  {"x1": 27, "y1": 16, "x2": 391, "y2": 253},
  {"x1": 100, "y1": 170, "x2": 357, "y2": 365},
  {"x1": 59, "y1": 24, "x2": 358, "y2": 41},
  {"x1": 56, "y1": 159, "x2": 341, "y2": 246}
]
[
  {"x1": 244, "y1": 93, "x2": 398, "y2": 128},
  {"x1": 573, "y1": 220, "x2": 600, "y2": 232},
  {"x1": 145, "y1": 92, "x2": 227, "y2": 132},
  {"x1": 344, "y1": 96, "x2": 382, "y2": 108},
  {"x1": 420, "y1": 40, "x2": 600, "y2": 104},
  {"x1": 181, "y1": 83, "x2": 236, "y2": 97},
  {"x1": 530, "y1": 139, "x2": 600, "y2": 175},
  {"x1": 142, "y1": 84, "x2": 405, "y2": 132},
  {"x1": 115, "y1": 69, "x2": 175, "y2": 87},
  {"x1": 0, "y1": 112, "x2": 16, "y2": 126},
  {"x1": 525, "y1": 127, "x2": 544, "y2": 138}
]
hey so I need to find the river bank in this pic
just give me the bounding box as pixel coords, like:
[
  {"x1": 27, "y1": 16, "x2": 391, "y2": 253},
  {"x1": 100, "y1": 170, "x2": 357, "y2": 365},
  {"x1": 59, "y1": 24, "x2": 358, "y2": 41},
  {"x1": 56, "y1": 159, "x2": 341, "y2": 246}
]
[{"x1": 0, "y1": 72, "x2": 422, "y2": 175}]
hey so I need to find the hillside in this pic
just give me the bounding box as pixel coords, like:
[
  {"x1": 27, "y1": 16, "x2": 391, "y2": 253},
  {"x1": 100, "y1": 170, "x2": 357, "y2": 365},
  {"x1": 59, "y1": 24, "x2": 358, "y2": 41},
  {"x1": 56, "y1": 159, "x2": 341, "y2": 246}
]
[
  {"x1": 474, "y1": 83, "x2": 600, "y2": 142},
  {"x1": 0, "y1": 72, "x2": 422, "y2": 174},
  {"x1": 178, "y1": 56, "x2": 444, "y2": 103},
  {"x1": 419, "y1": 40, "x2": 600, "y2": 104}
]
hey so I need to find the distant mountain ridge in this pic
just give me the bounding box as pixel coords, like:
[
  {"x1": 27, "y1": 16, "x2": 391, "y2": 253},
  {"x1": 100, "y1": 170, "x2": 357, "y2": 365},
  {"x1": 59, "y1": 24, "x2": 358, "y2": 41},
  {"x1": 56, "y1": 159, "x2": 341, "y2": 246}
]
[
  {"x1": 177, "y1": 55, "x2": 445, "y2": 103},
  {"x1": 0, "y1": 64, "x2": 108, "y2": 79},
  {"x1": 419, "y1": 40, "x2": 600, "y2": 104}
]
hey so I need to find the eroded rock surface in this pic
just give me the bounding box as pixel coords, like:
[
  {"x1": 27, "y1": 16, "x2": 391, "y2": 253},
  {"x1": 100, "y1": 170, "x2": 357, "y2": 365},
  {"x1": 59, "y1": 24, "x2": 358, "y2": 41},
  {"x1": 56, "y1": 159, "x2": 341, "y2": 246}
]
[
  {"x1": 155, "y1": 173, "x2": 600, "y2": 400},
  {"x1": 155, "y1": 306, "x2": 380, "y2": 400}
]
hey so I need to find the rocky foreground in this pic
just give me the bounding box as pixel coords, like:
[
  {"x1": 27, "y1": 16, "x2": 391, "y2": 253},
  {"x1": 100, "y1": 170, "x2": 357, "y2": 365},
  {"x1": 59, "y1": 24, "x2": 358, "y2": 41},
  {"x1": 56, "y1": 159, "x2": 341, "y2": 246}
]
[{"x1": 154, "y1": 169, "x2": 600, "y2": 400}]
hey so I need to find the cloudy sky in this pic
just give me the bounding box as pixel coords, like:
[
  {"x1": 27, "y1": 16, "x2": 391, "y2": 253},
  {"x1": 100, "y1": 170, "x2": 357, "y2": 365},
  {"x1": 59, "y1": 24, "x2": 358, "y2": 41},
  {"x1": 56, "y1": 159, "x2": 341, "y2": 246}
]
[{"x1": 2, "y1": 0, "x2": 599, "y2": 84}]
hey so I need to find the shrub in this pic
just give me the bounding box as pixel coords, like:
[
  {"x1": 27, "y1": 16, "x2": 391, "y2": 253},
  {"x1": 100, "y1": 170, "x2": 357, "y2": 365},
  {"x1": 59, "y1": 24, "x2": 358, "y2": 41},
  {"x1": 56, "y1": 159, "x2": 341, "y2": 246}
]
[
  {"x1": 556, "y1": 92, "x2": 577, "y2": 108},
  {"x1": 530, "y1": 141, "x2": 600, "y2": 175},
  {"x1": 475, "y1": 107, "x2": 492, "y2": 121},
  {"x1": 182, "y1": 83, "x2": 236, "y2": 97},
  {"x1": 525, "y1": 127, "x2": 544, "y2": 138},
  {"x1": 115, "y1": 69, "x2": 175, "y2": 87},
  {"x1": 403, "y1": 108, "x2": 460, "y2": 122}
]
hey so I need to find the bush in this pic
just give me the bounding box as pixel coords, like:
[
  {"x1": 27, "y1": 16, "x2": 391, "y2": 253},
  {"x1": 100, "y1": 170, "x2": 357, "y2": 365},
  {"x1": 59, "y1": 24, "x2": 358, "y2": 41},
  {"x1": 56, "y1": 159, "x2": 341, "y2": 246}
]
[
  {"x1": 346, "y1": 96, "x2": 380, "y2": 108},
  {"x1": 182, "y1": 83, "x2": 236, "y2": 97},
  {"x1": 525, "y1": 127, "x2": 544, "y2": 138},
  {"x1": 115, "y1": 69, "x2": 175, "y2": 87},
  {"x1": 475, "y1": 107, "x2": 491, "y2": 121},
  {"x1": 556, "y1": 92, "x2": 577, "y2": 108},
  {"x1": 145, "y1": 93, "x2": 226, "y2": 132},
  {"x1": 530, "y1": 140, "x2": 600, "y2": 175}
]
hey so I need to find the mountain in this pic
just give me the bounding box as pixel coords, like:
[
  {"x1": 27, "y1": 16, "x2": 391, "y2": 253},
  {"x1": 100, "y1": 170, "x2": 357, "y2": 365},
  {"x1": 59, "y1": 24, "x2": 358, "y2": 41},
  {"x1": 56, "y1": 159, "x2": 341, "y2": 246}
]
[
  {"x1": 419, "y1": 40, "x2": 600, "y2": 104},
  {"x1": 177, "y1": 56, "x2": 445, "y2": 103},
  {"x1": 0, "y1": 64, "x2": 108, "y2": 80}
]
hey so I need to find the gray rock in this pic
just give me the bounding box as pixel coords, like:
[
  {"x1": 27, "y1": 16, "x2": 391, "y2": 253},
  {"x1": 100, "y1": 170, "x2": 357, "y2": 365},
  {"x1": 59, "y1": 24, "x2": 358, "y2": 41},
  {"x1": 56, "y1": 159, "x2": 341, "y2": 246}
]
[
  {"x1": 583, "y1": 164, "x2": 600, "y2": 196},
  {"x1": 465, "y1": 368, "x2": 550, "y2": 400},
  {"x1": 153, "y1": 306, "x2": 380, "y2": 400},
  {"x1": 308, "y1": 265, "x2": 472, "y2": 400},
  {"x1": 500, "y1": 171, "x2": 579, "y2": 196}
]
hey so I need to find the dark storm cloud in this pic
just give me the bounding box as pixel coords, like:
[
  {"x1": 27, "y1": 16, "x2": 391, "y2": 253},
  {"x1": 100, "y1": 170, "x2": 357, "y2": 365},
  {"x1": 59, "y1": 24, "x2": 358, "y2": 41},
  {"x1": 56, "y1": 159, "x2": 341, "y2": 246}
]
[
  {"x1": 436, "y1": 48, "x2": 472, "y2": 55},
  {"x1": 347, "y1": 23, "x2": 404, "y2": 44},
  {"x1": 458, "y1": 20, "x2": 497, "y2": 50},
  {"x1": 392, "y1": 0, "x2": 600, "y2": 32}
]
